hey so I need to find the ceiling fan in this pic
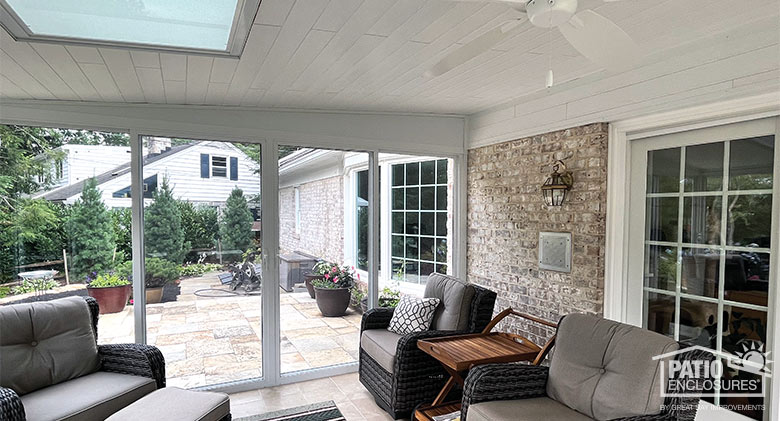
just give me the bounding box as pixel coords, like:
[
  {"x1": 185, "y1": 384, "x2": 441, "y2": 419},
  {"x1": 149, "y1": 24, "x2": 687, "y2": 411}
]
[{"x1": 428, "y1": 0, "x2": 640, "y2": 85}]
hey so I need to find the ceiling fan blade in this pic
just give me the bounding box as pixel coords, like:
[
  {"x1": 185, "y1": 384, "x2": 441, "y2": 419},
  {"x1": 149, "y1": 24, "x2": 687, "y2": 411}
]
[
  {"x1": 427, "y1": 20, "x2": 523, "y2": 77},
  {"x1": 558, "y1": 10, "x2": 639, "y2": 71}
]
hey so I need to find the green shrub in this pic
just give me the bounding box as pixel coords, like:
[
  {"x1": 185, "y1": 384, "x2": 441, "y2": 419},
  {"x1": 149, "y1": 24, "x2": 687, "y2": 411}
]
[
  {"x1": 220, "y1": 188, "x2": 254, "y2": 258},
  {"x1": 12, "y1": 278, "x2": 60, "y2": 294},
  {"x1": 145, "y1": 177, "x2": 189, "y2": 263},
  {"x1": 0, "y1": 286, "x2": 10, "y2": 298},
  {"x1": 179, "y1": 263, "x2": 221, "y2": 277},
  {"x1": 66, "y1": 178, "x2": 116, "y2": 279},
  {"x1": 378, "y1": 287, "x2": 401, "y2": 308},
  {"x1": 116, "y1": 257, "x2": 180, "y2": 288},
  {"x1": 88, "y1": 273, "x2": 129, "y2": 288}
]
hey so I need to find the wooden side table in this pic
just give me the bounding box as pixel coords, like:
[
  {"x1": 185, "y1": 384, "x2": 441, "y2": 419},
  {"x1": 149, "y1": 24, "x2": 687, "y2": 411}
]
[{"x1": 413, "y1": 308, "x2": 558, "y2": 421}]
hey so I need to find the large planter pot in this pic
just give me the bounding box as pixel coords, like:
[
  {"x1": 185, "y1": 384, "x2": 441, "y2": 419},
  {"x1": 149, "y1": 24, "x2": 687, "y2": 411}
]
[
  {"x1": 145, "y1": 287, "x2": 164, "y2": 304},
  {"x1": 314, "y1": 287, "x2": 350, "y2": 317},
  {"x1": 87, "y1": 284, "x2": 131, "y2": 314},
  {"x1": 303, "y1": 273, "x2": 323, "y2": 299}
]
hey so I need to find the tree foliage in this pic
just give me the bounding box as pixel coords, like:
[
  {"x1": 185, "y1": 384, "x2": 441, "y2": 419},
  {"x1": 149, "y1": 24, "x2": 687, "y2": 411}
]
[
  {"x1": 220, "y1": 187, "x2": 254, "y2": 256},
  {"x1": 145, "y1": 177, "x2": 189, "y2": 263},
  {"x1": 178, "y1": 201, "x2": 219, "y2": 255},
  {"x1": 66, "y1": 178, "x2": 116, "y2": 279},
  {"x1": 111, "y1": 208, "x2": 132, "y2": 262}
]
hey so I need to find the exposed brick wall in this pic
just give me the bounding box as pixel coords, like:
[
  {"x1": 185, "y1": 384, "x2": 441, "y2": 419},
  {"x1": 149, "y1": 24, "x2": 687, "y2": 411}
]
[
  {"x1": 467, "y1": 123, "x2": 608, "y2": 346},
  {"x1": 279, "y1": 175, "x2": 344, "y2": 264}
]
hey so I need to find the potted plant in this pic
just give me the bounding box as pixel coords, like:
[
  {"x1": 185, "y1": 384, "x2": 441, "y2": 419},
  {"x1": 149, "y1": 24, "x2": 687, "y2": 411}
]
[
  {"x1": 303, "y1": 260, "x2": 331, "y2": 299},
  {"x1": 117, "y1": 258, "x2": 181, "y2": 304},
  {"x1": 86, "y1": 272, "x2": 131, "y2": 314},
  {"x1": 312, "y1": 264, "x2": 356, "y2": 317}
]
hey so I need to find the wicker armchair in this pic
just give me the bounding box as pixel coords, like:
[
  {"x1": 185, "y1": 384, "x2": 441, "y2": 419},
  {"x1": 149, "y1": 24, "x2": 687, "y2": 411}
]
[
  {"x1": 461, "y1": 314, "x2": 713, "y2": 421},
  {"x1": 0, "y1": 296, "x2": 165, "y2": 421},
  {"x1": 359, "y1": 276, "x2": 497, "y2": 419}
]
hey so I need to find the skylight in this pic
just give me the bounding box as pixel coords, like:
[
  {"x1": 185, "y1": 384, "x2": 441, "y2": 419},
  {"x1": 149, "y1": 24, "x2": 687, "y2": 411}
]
[{"x1": 0, "y1": 0, "x2": 259, "y2": 55}]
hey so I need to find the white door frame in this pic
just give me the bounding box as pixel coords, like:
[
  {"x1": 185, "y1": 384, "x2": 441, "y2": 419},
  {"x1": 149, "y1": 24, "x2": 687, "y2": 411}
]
[{"x1": 604, "y1": 93, "x2": 780, "y2": 420}]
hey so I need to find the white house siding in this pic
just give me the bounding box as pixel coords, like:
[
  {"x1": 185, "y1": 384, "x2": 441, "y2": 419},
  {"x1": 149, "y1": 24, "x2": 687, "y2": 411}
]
[
  {"x1": 61, "y1": 142, "x2": 261, "y2": 208},
  {"x1": 279, "y1": 175, "x2": 344, "y2": 265},
  {"x1": 64, "y1": 145, "x2": 131, "y2": 185}
]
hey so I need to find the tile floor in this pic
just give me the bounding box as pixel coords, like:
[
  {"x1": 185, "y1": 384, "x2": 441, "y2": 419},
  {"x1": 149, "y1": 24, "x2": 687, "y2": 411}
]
[
  {"x1": 228, "y1": 372, "x2": 404, "y2": 421},
  {"x1": 97, "y1": 273, "x2": 362, "y2": 388}
]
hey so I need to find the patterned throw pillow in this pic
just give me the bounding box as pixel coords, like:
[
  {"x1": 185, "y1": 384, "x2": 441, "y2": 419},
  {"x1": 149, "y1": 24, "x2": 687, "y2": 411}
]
[{"x1": 387, "y1": 295, "x2": 441, "y2": 335}]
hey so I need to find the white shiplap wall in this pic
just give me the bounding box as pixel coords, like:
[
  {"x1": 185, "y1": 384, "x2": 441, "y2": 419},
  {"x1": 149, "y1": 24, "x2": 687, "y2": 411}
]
[{"x1": 467, "y1": 15, "x2": 780, "y2": 147}]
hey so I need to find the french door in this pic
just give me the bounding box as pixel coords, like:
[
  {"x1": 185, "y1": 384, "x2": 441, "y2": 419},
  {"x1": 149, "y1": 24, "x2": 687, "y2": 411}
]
[{"x1": 627, "y1": 117, "x2": 779, "y2": 420}]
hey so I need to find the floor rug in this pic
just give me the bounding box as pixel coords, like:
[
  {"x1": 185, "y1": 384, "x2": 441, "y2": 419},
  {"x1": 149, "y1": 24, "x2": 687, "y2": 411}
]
[{"x1": 234, "y1": 400, "x2": 344, "y2": 421}]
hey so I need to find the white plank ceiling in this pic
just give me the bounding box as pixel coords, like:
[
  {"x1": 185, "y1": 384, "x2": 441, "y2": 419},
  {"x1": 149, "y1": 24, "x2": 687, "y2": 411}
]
[{"x1": 0, "y1": 0, "x2": 777, "y2": 116}]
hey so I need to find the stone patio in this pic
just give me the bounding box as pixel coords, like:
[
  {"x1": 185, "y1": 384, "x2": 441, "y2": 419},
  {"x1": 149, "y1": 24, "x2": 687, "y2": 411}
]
[{"x1": 97, "y1": 273, "x2": 362, "y2": 389}]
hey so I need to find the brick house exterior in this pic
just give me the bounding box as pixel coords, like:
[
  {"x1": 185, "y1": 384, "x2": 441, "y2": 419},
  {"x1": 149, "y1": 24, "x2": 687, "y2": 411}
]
[{"x1": 467, "y1": 123, "x2": 609, "y2": 346}]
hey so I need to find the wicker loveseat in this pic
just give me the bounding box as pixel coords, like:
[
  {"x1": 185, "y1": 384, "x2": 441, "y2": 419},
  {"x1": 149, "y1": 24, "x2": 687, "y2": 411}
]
[
  {"x1": 461, "y1": 314, "x2": 712, "y2": 421},
  {"x1": 359, "y1": 274, "x2": 497, "y2": 419},
  {"x1": 0, "y1": 296, "x2": 165, "y2": 421}
]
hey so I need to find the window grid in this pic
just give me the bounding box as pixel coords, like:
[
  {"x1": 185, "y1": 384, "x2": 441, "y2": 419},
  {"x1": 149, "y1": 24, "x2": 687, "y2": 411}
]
[
  {"x1": 643, "y1": 139, "x2": 773, "y2": 408},
  {"x1": 390, "y1": 159, "x2": 448, "y2": 284}
]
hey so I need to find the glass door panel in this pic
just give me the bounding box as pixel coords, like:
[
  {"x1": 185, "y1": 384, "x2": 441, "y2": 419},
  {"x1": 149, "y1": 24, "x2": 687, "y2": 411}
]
[
  {"x1": 141, "y1": 136, "x2": 262, "y2": 389},
  {"x1": 0, "y1": 124, "x2": 135, "y2": 345},
  {"x1": 637, "y1": 128, "x2": 775, "y2": 419},
  {"x1": 278, "y1": 146, "x2": 368, "y2": 374}
]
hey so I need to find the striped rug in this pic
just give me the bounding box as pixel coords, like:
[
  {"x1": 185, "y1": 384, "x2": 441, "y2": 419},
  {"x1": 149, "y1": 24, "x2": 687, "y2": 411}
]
[{"x1": 234, "y1": 401, "x2": 344, "y2": 421}]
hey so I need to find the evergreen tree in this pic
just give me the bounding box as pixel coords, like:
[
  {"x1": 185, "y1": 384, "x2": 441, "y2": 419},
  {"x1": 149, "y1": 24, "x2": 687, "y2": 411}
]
[
  {"x1": 66, "y1": 178, "x2": 116, "y2": 278},
  {"x1": 220, "y1": 187, "x2": 254, "y2": 257},
  {"x1": 145, "y1": 177, "x2": 189, "y2": 263}
]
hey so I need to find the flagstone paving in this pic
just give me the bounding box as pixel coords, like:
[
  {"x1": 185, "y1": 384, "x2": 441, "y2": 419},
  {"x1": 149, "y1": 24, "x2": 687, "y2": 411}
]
[{"x1": 98, "y1": 273, "x2": 362, "y2": 389}]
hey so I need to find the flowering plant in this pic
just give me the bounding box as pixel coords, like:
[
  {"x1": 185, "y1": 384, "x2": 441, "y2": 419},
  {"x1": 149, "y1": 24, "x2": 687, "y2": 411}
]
[{"x1": 311, "y1": 264, "x2": 356, "y2": 289}]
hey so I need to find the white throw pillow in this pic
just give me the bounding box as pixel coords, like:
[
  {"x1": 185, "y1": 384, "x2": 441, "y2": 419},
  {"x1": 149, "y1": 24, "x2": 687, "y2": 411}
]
[{"x1": 387, "y1": 295, "x2": 441, "y2": 335}]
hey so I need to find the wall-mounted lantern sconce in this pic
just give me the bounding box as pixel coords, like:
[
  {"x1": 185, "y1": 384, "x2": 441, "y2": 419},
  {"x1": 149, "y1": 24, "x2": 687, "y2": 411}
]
[{"x1": 541, "y1": 160, "x2": 574, "y2": 206}]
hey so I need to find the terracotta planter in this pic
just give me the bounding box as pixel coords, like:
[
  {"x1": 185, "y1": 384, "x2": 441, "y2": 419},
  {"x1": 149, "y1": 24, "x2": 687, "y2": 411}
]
[
  {"x1": 304, "y1": 273, "x2": 323, "y2": 299},
  {"x1": 314, "y1": 287, "x2": 350, "y2": 317},
  {"x1": 87, "y1": 284, "x2": 131, "y2": 314},
  {"x1": 145, "y1": 287, "x2": 164, "y2": 304}
]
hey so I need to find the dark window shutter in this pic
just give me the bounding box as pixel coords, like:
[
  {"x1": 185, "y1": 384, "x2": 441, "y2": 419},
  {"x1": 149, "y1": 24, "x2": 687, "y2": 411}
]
[
  {"x1": 200, "y1": 154, "x2": 210, "y2": 178},
  {"x1": 230, "y1": 157, "x2": 238, "y2": 181}
]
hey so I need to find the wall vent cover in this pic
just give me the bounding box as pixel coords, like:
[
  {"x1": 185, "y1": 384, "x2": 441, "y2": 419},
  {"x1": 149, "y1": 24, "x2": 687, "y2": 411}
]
[{"x1": 539, "y1": 231, "x2": 571, "y2": 272}]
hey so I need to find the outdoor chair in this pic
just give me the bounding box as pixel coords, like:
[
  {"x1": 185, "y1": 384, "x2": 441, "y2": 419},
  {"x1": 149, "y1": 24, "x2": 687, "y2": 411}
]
[
  {"x1": 0, "y1": 296, "x2": 166, "y2": 421},
  {"x1": 359, "y1": 273, "x2": 497, "y2": 419},
  {"x1": 461, "y1": 313, "x2": 713, "y2": 421}
]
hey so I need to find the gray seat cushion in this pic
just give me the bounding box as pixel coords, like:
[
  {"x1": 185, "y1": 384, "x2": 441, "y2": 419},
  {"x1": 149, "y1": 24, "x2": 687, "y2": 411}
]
[
  {"x1": 424, "y1": 273, "x2": 475, "y2": 331},
  {"x1": 546, "y1": 314, "x2": 679, "y2": 420},
  {"x1": 107, "y1": 387, "x2": 230, "y2": 421},
  {"x1": 360, "y1": 329, "x2": 402, "y2": 373},
  {"x1": 20, "y1": 371, "x2": 156, "y2": 421},
  {"x1": 0, "y1": 296, "x2": 101, "y2": 395},
  {"x1": 468, "y1": 397, "x2": 593, "y2": 421}
]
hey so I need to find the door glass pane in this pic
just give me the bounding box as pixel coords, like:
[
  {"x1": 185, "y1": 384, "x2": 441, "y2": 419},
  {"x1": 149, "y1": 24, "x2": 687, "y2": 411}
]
[
  {"x1": 724, "y1": 251, "x2": 770, "y2": 307},
  {"x1": 682, "y1": 196, "x2": 721, "y2": 245},
  {"x1": 142, "y1": 136, "x2": 262, "y2": 389},
  {"x1": 420, "y1": 160, "x2": 435, "y2": 185},
  {"x1": 679, "y1": 298, "x2": 718, "y2": 348},
  {"x1": 391, "y1": 188, "x2": 404, "y2": 210},
  {"x1": 0, "y1": 125, "x2": 134, "y2": 346},
  {"x1": 644, "y1": 245, "x2": 677, "y2": 291},
  {"x1": 420, "y1": 212, "x2": 435, "y2": 236},
  {"x1": 646, "y1": 197, "x2": 679, "y2": 242},
  {"x1": 729, "y1": 136, "x2": 774, "y2": 190},
  {"x1": 721, "y1": 306, "x2": 768, "y2": 421},
  {"x1": 726, "y1": 194, "x2": 773, "y2": 247},
  {"x1": 645, "y1": 292, "x2": 675, "y2": 338},
  {"x1": 684, "y1": 143, "x2": 723, "y2": 192},
  {"x1": 680, "y1": 248, "x2": 718, "y2": 298},
  {"x1": 278, "y1": 146, "x2": 368, "y2": 374},
  {"x1": 647, "y1": 147, "x2": 681, "y2": 193}
]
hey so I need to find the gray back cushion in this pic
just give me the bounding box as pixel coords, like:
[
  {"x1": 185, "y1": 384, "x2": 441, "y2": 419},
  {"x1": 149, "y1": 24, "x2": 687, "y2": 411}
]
[
  {"x1": 546, "y1": 314, "x2": 678, "y2": 420},
  {"x1": 423, "y1": 273, "x2": 475, "y2": 331},
  {"x1": 0, "y1": 296, "x2": 101, "y2": 395}
]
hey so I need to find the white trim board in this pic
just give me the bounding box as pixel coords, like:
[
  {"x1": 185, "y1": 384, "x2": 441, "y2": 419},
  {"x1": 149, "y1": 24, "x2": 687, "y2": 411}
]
[
  {"x1": 0, "y1": 100, "x2": 466, "y2": 156},
  {"x1": 604, "y1": 94, "x2": 780, "y2": 421}
]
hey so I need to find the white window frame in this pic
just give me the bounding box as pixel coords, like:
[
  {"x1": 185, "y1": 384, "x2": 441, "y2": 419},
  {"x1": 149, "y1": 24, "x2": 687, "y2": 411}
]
[
  {"x1": 211, "y1": 154, "x2": 228, "y2": 178},
  {"x1": 293, "y1": 186, "x2": 301, "y2": 235},
  {"x1": 606, "y1": 93, "x2": 780, "y2": 421}
]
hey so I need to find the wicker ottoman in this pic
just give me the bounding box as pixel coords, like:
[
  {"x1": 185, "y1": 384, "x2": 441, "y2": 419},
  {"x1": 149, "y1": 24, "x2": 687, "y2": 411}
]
[{"x1": 106, "y1": 387, "x2": 231, "y2": 421}]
